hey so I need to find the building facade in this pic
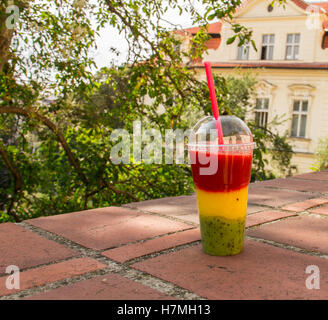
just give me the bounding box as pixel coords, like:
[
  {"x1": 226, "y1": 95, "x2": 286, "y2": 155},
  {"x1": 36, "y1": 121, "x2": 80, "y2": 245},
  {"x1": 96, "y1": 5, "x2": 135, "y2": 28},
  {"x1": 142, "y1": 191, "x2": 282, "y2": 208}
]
[{"x1": 179, "y1": 0, "x2": 328, "y2": 174}]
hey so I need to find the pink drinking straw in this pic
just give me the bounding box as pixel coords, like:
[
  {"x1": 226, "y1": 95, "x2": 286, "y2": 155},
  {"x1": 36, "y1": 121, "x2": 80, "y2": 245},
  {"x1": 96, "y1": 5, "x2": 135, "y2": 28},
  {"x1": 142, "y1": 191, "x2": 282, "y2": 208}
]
[{"x1": 204, "y1": 62, "x2": 224, "y2": 145}]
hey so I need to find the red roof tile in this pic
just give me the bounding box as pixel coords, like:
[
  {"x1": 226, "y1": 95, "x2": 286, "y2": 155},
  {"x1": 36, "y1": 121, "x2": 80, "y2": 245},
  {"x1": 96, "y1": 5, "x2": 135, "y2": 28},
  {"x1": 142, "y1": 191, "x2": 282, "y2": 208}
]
[
  {"x1": 204, "y1": 37, "x2": 222, "y2": 50},
  {"x1": 175, "y1": 1, "x2": 328, "y2": 52},
  {"x1": 312, "y1": 2, "x2": 328, "y2": 13},
  {"x1": 177, "y1": 21, "x2": 222, "y2": 35},
  {"x1": 292, "y1": 0, "x2": 310, "y2": 10},
  {"x1": 177, "y1": 1, "x2": 328, "y2": 37}
]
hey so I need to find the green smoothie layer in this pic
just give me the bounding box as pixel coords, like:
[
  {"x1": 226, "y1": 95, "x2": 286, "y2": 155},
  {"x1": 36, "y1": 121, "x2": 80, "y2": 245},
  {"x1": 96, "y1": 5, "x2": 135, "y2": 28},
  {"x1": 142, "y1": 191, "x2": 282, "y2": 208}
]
[{"x1": 199, "y1": 215, "x2": 245, "y2": 256}]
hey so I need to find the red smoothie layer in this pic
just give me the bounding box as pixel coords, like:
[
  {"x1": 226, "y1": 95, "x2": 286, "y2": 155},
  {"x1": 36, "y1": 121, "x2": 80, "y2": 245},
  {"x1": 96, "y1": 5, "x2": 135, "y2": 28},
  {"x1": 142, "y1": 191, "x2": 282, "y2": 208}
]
[{"x1": 190, "y1": 150, "x2": 253, "y2": 192}]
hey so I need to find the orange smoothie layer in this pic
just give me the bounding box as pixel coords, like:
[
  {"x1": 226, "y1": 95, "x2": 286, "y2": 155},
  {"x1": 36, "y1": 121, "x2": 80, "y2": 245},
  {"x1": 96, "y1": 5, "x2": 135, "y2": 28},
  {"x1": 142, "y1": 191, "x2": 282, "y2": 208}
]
[{"x1": 196, "y1": 186, "x2": 249, "y2": 220}]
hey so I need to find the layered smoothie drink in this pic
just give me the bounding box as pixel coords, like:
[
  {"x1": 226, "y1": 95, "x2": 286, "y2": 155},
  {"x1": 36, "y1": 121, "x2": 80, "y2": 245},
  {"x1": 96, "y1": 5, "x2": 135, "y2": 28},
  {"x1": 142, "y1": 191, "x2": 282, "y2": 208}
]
[
  {"x1": 194, "y1": 63, "x2": 254, "y2": 256},
  {"x1": 189, "y1": 146, "x2": 253, "y2": 256}
]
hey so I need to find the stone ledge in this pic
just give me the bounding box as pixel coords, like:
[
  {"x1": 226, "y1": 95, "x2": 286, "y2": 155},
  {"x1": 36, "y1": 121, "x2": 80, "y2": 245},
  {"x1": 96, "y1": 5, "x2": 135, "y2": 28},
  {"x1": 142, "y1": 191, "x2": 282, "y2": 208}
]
[{"x1": 1, "y1": 171, "x2": 328, "y2": 300}]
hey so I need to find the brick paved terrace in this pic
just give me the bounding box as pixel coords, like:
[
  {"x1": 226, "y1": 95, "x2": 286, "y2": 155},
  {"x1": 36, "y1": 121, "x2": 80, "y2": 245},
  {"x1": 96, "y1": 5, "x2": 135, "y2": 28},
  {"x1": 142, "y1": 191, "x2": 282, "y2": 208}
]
[{"x1": 1, "y1": 171, "x2": 328, "y2": 300}]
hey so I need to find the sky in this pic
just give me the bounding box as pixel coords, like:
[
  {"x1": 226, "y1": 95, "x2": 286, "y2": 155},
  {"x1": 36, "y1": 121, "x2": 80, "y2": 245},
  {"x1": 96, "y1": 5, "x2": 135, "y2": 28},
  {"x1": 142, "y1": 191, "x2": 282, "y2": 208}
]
[
  {"x1": 92, "y1": 0, "x2": 207, "y2": 68},
  {"x1": 92, "y1": 0, "x2": 327, "y2": 69}
]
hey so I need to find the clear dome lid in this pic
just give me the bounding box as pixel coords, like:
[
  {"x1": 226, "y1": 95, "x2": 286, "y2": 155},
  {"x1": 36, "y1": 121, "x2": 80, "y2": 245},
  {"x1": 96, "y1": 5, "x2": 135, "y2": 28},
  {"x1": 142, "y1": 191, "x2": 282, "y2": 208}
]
[{"x1": 188, "y1": 115, "x2": 255, "y2": 148}]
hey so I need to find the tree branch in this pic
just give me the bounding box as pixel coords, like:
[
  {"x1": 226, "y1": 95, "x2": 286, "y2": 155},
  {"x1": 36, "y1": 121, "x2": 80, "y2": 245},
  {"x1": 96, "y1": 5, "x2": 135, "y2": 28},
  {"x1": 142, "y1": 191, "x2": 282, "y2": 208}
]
[
  {"x1": 103, "y1": 181, "x2": 139, "y2": 202},
  {"x1": 0, "y1": 106, "x2": 89, "y2": 185}
]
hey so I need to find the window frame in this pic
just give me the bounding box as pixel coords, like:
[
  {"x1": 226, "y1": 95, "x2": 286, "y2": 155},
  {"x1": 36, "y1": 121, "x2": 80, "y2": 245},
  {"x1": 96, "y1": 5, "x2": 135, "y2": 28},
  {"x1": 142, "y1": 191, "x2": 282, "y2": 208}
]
[
  {"x1": 290, "y1": 99, "x2": 309, "y2": 138},
  {"x1": 237, "y1": 43, "x2": 250, "y2": 60},
  {"x1": 261, "y1": 34, "x2": 275, "y2": 60},
  {"x1": 254, "y1": 97, "x2": 270, "y2": 129},
  {"x1": 285, "y1": 33, "x2": 300, "y2": 60}
]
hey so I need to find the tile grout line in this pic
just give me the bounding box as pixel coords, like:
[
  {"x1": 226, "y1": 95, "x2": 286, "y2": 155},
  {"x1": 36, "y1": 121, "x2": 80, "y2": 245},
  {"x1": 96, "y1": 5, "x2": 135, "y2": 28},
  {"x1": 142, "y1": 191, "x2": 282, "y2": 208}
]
[
  {"x1": 246, "y1": 235, "x2": 328, "y2": 260},
  {"x1": 17, "y1": 211, "x2": 324, "y2": 299},
  {"x1": 123, "y1": 205, "x2": 199, "y2": 227},
  {"x1": 0, "y1": 256, "x2": 86, "y2": 278},
  {"x1": 5, "y1": 192, "x2": 328, "y2": 300},
  {"x1": 123, "y1": 241, "x2": 202, "y2": 266},
  {"x1": 247, "y1": 203, "x2": 276, "y2": 210},
  {"x1": 288, "y1": 177, "x2": 328, "y2": 182},
  {"x1": 13, "y1": 209, "x2": 327, "y2": 280},
  {"x1": 19, "y1": 221, "x2": 197, "y2": 254},
  {"x1": 1, "y1": 222, "x2": 204, "y2": 300},
  {"x1": 246, "y1": 209, "x2": 328, "y2": 231},
  {"x1": 1, "y1": 249, "x2": 205, "y2": 301},
  {"x1": 125, "y1": 195, "x2": 328, "y2": 224},
  {"x1": 0, "y1": 267, "x2": 112, "y2": 300},
  {"x1": 245, "y1": 212, "x2": 328, "y2": 259},
  {"x1": 250, "y1": 184, "x2": 327, "y2": 195}
]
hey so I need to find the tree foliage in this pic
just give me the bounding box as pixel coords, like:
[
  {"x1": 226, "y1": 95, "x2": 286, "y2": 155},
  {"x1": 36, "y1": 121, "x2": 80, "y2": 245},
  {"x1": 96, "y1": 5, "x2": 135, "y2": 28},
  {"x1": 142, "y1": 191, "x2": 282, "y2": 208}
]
[
  {"x1": 0, "y1": 0, "x2": 292, "y2": 223},
  {"x1": 312, "y1": 137, "x2": 328, "y2": 171}
]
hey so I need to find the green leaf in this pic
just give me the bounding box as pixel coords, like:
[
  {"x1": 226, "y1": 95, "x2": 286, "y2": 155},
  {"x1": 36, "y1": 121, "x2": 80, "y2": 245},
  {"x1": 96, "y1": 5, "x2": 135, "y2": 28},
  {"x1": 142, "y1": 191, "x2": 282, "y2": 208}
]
[{"x1": 226, "y1": 35, "x2": 237, "y2": 45}]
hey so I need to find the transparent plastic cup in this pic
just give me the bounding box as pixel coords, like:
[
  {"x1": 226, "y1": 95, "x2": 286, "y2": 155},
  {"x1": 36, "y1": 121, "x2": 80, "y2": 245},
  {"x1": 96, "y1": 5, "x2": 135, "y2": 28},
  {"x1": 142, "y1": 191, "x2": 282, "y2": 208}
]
[{"x1": 188, "y1": 115, "x2": 255, "y2": 256}]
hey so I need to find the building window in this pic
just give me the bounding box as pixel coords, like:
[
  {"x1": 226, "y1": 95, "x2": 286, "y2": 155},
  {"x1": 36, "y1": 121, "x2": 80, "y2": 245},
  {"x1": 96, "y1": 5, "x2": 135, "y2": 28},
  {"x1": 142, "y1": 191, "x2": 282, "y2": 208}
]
[
  {"x1": 261, "y1": 34, "x2": 275, "y2": 60},
  {"x1": 237, "y1": 44, "x2": 250, "y2": 60},
  {"x1": 255, "y1": 98, "x2": 269, "y2": 128},
  {"x1": 286, "y1": 34, "x2": 300, "y2": 60},
  {"x1": 291, "y1": 100, "x2": 308, "y2": 138}
]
